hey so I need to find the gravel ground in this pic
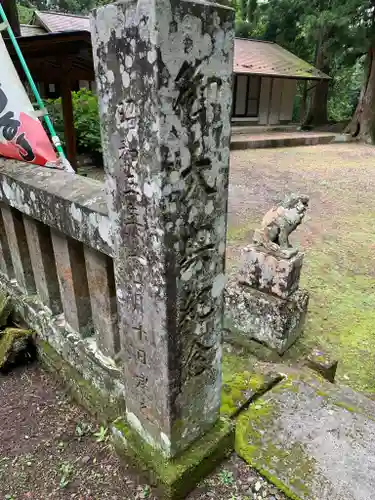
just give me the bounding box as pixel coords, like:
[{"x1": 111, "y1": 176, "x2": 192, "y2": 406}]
[
  {"x1": 226, "y1": 143, "x2": 375, "y2": 269},
  {"x1": 0, "y1": 363, "x2": 287, "y2": 500}
]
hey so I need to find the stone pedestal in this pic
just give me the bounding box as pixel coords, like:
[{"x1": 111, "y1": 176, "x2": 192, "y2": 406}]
[
  {"x1": 239, "y1": 247, "x2": 304, "y2": 299},
  {"x1": 226, "y1": 284, "x2": 308, "y2": 354},
  {"x1": 91, "y1": 0, "x2": 234, "y2": 465},
  {"x1": 225, "y1": 246, "x2": 308, "y2": 354}
]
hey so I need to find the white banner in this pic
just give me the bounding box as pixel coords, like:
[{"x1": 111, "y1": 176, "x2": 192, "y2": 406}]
[{"x1": 0, "y1": 32, "x2": 59, "y2": 167}]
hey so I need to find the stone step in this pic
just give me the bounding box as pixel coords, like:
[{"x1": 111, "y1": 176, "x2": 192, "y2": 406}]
[
  {"x1": 236, "y1": 370, "x2": 375, "y2": 500},
  {"x1": 230, "y1": 132, "x2": 347, "y2": 150},
  {"x1": 231, "y1": 125, "x2": 299, "y2": 135}
]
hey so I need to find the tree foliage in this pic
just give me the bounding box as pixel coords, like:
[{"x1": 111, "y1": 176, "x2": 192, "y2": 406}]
[
  {"x1": 46, "y1": 89, "x2": 102, "y2": 154},
  {"x1": 18, "y1": 0, "x2": 114, "y2": 14},
  {"x1": 231, "y1": 0, "x2": 375, "y2": 138},
  {"x1": 17, "y1": 4, "x2": 33, "y2": 23}
]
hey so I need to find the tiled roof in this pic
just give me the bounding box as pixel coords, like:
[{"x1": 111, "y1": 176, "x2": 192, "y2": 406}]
[
  {"x1": 20, "y1": 24, "x2": 46, "y2": 37},
  {"x1": 234, "y1": 38, "x2": 330, "y2": 80},
  {"x1": 34, "y1": 11, "x2": 90, "y2": 33},
  {"x1": 29, "y1": 13, "x2": 329, "y2": 80}
]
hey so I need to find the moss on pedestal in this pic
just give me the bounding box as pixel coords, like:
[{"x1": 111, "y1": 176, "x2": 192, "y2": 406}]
[
  {"x1": 112, "y1": 417, "x2": 234, "y2": 500},
  {"x1": 38, "y1": 340, "x2": 125, "y2": 422}
]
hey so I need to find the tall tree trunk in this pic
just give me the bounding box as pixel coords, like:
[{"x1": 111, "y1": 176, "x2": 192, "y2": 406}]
[
  {"x1": 300, "y1": 80, "x2": 308, "y2": 123},
  {"x1": 304, "y1": 79, "x2": 329, "y2": 126},
  {"x1": 247, "y1": 0, "x2": 257, "y2": 23},
  {"x1": 240, "y1": 0, "x2": 247, "y2": 21},
  {"x1": 303, "y1": 29, "x2": 330, "y2": 127},
  {"x1": 345, "y1": 46, "x2": 375, "y2": 143}
]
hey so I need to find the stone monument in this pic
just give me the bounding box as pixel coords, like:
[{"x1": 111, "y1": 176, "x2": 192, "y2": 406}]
[
  {"x1": 91, "y1": 0, "x2": 235, "y2": 494},
  {"x1": 225, "y1": 194, "x2": 310, "y2": 354}
]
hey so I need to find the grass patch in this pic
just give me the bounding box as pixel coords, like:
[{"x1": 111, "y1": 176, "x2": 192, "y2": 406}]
[
  {"x1": 286, "y1": 222, "x2": 375, "y2": 395},
  {"x1": 226, "y1": 223, "x2": 254, "y2": 244}
]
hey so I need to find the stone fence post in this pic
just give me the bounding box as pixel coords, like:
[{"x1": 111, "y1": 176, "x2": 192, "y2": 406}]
[{"x1": 91, "y1": 0, "x2": 234, "y2": 459}]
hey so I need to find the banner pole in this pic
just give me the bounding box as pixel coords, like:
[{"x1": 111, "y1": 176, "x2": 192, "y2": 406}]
[{"x1": 0, "y1": 4, "x2": 74, "y2": 173}]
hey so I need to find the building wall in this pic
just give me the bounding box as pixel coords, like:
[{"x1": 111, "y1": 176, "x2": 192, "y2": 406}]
[
  {"x1": 268, "y1": 78, "x2": 283, "y2": 125},
  {"x1": 279, "y1": 79, "x2": 297, "y2": 122},
  {"x1": 232, "y1": 75, "x2": 297, "y2": 125},
  {"x1": 41, "y1": 76, "x2": 296, "y2": 125},
  {"x1": 258, "y1": 77, "x2": 271, "y2": 125}
]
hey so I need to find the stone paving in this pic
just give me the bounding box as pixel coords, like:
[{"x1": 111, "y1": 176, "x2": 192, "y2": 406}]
[{"x1": 236, "y1": 369, "x2": 375, "y2": 500}]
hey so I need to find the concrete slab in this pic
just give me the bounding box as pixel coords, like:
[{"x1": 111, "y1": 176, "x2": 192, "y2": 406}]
[{"x1": 236, "y1": 373, "x2": 375, "y2": 500}]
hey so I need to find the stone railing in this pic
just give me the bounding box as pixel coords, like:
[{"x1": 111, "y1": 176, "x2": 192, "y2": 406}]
[{"x1": 0, "y1": 159, "x2": 125, "y2": 417}]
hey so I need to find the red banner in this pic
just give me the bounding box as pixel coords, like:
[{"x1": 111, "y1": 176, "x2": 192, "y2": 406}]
[{"x1": 0, "y1": 33, "x2": 60, "y2": 168}]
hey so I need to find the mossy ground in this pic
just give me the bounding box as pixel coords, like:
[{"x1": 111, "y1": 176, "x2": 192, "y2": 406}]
[
  {"x1": 227, "y1": 144, "x2": 375, "y2": 398},
  {"x1": 112, "y1": 417, "x2": 234, "y2": 500},
  {"x1": 287, "y1": 228, "x2": 375, "y2": 395},
  {"x1": 221, "y1": 354, "x2": 282, "y2": 418},
  {"x1": 221, "y1": 369, "x2": 266, "y2": 417}
]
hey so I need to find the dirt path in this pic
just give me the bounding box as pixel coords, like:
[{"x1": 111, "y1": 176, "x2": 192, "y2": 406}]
[{"x1": 0, "y1": 363, "x2": 286, "y2": 500}]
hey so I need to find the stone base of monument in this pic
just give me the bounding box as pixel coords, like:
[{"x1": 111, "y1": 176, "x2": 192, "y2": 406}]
[
  {"x1": 225, "y1": 246, "x2": 309, "y2": 354},
  {"x1": 225, "y1": 285, "x2": 309, "y2": 354},
  {"x1": 238, "y1": 247, "x2": 304, "y2": 300},
  {"x1": 111, "y1": 367, "x2": 283, "y2": 499},
  {"x1": 112, "y1": 418, "x2": 234, "y2": 500},
  {"x1": 39, "y1": 328, "x2": 234, "y2": 500}
]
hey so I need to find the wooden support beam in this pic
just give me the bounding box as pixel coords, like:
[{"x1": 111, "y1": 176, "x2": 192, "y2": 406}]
[
  {"x1": 61, "y1": 77, "x2": 77, "y2": 172},
  {"x1": 300, "y1": 80, "x2": 308, "y2": 124}
]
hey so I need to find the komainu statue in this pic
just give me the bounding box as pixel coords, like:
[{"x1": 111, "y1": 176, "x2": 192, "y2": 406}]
[{"x1": 252, "y1": 194, "x2": 309, "y2": 258}]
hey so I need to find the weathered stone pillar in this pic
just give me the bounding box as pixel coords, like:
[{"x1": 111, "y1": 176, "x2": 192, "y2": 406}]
[{"x1": 91, "y1": 0, "x2": 234, "y2": 458}]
